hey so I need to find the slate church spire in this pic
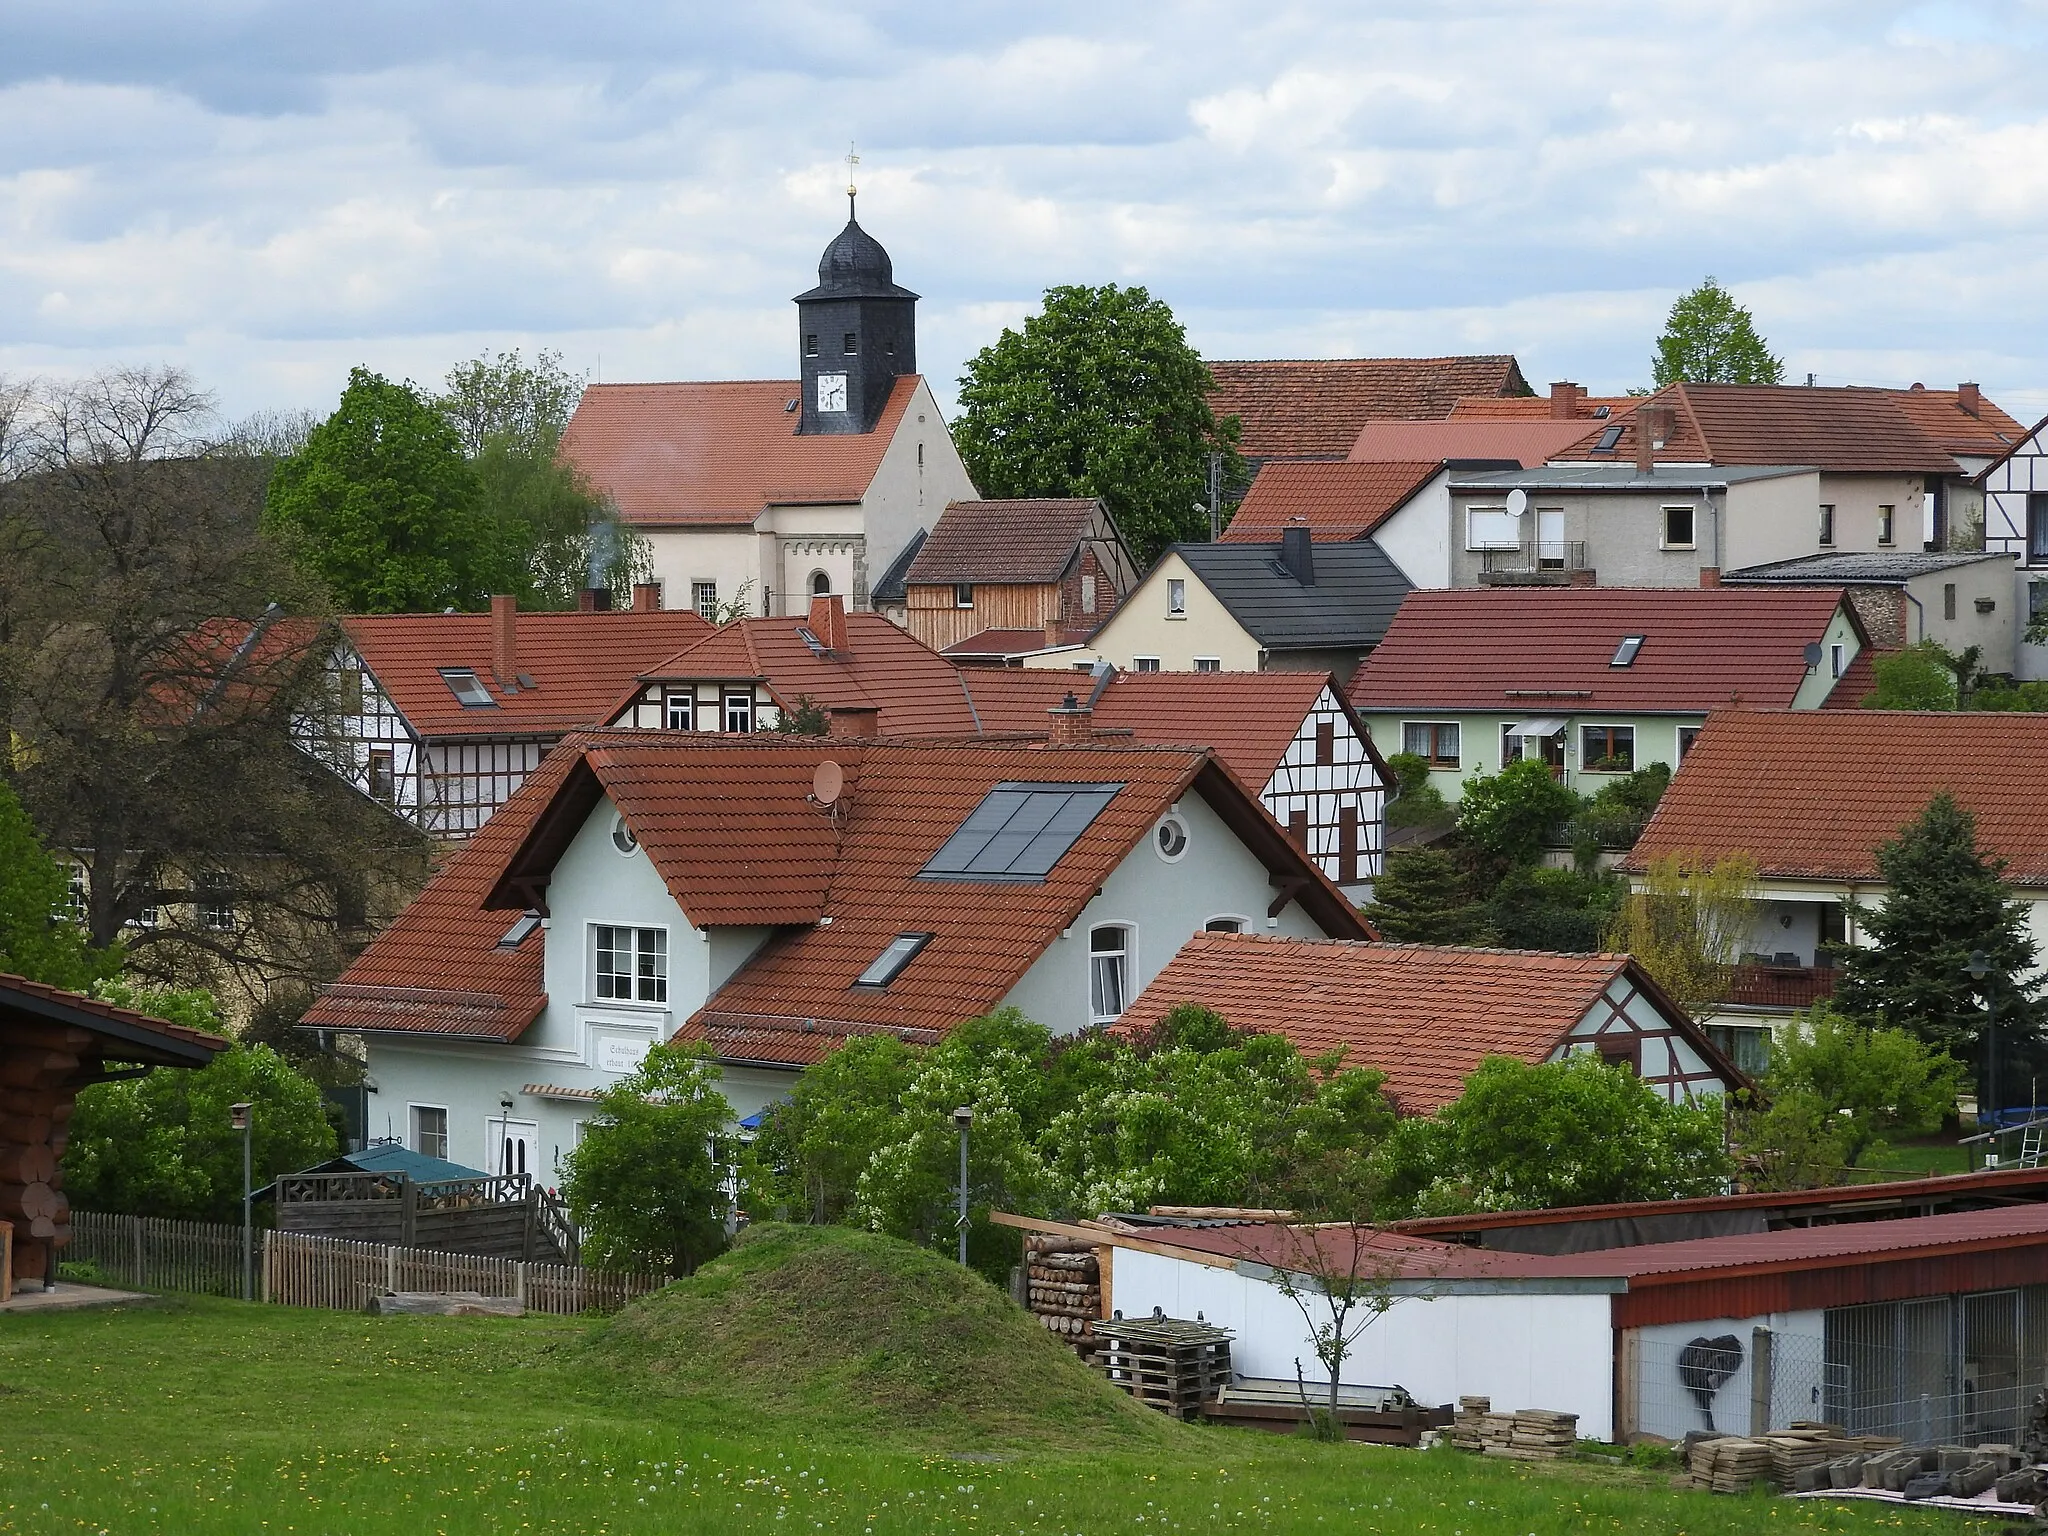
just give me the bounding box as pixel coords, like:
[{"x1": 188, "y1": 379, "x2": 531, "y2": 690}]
[{"x1": 795, "y1": 150, "x2": 917, "y2": 436}]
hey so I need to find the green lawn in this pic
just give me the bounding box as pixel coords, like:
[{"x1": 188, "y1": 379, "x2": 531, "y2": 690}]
[
  {"x1": 0, "y1": 1226, "x2": 2005, "y2": 1534},
  {"x1": 1859, "y1": 1139, "x2": 1974, "y2": 1178}
]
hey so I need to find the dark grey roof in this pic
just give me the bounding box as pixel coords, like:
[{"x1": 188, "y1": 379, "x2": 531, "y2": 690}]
[
  {"x1": 794, "y1": 216, "x2": 918, "y2": 302},
  {"x1": 1447, "y1": 465, "x2": 1813, "y2": 492},
  {"x1": 869, "y1": 527, "x2": 927, "y2": 605},
  {"x1": 1725, "y1": 550, "x2": 2017, "y2": 584},
  {"x1": 1171, "y1": 540, "x2": 1413, "y2": 650}
]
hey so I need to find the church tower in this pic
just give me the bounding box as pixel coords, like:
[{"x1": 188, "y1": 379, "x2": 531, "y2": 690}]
[{"x1": 795, "y1": 180, "x2": 917, "y2": 436}]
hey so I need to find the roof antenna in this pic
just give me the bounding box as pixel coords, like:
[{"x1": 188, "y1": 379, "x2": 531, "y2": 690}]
[{"x1": 845, "y1": 141, "x2": 859, "y2": 222}]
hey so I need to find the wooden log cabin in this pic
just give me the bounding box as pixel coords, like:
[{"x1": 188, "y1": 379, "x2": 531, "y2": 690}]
[{"x1": 0, "y1": 974, "x2": 226, "y2": 1291}]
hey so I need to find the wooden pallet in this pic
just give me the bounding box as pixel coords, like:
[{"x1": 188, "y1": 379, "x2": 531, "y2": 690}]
[{"x1": 1094, "y1": 1316, "x2": 1234, "y2": 1420}]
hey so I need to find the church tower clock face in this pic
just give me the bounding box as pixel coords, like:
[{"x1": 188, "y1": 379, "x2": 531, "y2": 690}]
[{"x1": 817, "y1": 373, "x2": 848, "y2": 413}]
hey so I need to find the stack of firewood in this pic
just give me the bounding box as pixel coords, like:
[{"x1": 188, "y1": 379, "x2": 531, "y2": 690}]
[
  {"x1": 1023, "y1": 1234, "x2": 1102, "y2": 1357},
  {"x1": 1, "y1": 1026, "x2": 81, "y2": 1289}
]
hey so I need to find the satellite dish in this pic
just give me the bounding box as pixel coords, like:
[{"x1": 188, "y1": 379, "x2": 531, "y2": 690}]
[
  {"x1": 812, "y1": 759, "x2": 844, "y2": 807},
  {"x1": 1504, "y1": 488, "x2": 1529, "y2": 517}
]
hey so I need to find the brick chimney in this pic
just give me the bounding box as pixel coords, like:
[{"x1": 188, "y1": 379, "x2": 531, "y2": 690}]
[
  {"x1": 490, "y1": 594, "x2": 517, "y2": 686},
  {"x1": 1959, "y1": 382, "x2": 1982, "y2": 419},
  {"x1": 1568, "y1": 569, "x2": 1597, "y2": 588},
  {"x1": 631, "y1": 583, "x2": 660, "y2": 612},
  {"x1": 1699, "y1": 566, "x2": 1721, "y2": 588},
  {"x1": 1048, "y1": 692, "x2": 1094, "y2": 746},
  {"x1": 808, "y1": 594, "x2": 849, "y2": 652},
  {"x1": 1549, "y1": 381, "x2": 1586, "y2": 419},
  {"x1": 826, "y1": 705, "x2": 879, "y2": 739},
  {"x1": 577, "y1": 587, "x2": 612, "y2": 612},
  {"x1": 1280, "y1": 525, "x2": 1316, "y2": 585},
  {"x1": 1043, "y1": 620, "x2": 1064, "y2": 647},
  {"x1": 1634, "y1": 407, "x2": 1670, "y2": 474}
]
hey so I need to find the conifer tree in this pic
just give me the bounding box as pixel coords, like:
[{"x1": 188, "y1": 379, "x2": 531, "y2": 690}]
[
  {"x1": 1833, "y1": 794, "x2": 2043, "y2": 1086},
  {"x1": 1362, "y1": 847, "x2": 1487, "y2": 944}
]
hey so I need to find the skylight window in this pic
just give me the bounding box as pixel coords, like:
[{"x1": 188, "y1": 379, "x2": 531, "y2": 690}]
[
  {"x1": 854, "y1": 933, "x2": 932, "y2": 988},
  {"x1": 497, "y1": 911, "x2": 542, "y2": 949},
  {"x1": 440, "y1": 668, "x2": 497, "y2": 708},
  {"x1": 1610, "y1": 635, "x2": 1646, "y2": 667},
  {"x1": 796, "y1": 626, "x2": 826, "y2": 656},
  {"x1": 918, "y1": 782, "x2": 1124, "y2": 883},
  {"x1": 1594, "y1": 424, "x2": 1625, "y2": 453}
]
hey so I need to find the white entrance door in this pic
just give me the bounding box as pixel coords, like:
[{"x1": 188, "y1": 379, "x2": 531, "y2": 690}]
[
  {"x1": 487, "y1": 1118, "x2": 540, "y2": 1182},
  {"x1": 1537, "y1": 508, "x2": 1566, "y2": 569}
]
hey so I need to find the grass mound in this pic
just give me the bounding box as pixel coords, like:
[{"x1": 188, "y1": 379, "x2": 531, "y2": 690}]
[{"x1": 588, "y1": 1223, "x2": 1176, "y2": 1450}]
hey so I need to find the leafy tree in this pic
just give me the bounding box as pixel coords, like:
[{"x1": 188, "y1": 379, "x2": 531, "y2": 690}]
[
  {"x1": 1382, "y1": 751, "x2": 1452, "y2": 832},
  {"x1": 954, "y1": 284, "x2": 1241, "y2": 565},
  {"x1": 1862, "y1": 641, "x2": 1958, "y2": 710},
  {"x1": 0, "y1": 778, "x2": 116, "y2": 991},
  {"x1": 436, "y1": 349, "x2": 650, "y2": 609},
  {"x1": 1736, "y1": 1008, "x2": 1966, "y2": 1189},
  {"x1": 562, "y1": 1042, "x2": 734, "y2": 1274},
  {"x1": 748, "y1": 1033, "x2": 918, "y2": 1224},
  {"x1": 1651, "y1": 277, "x2": 1784, "y2": 387},
  {"x1": 1455, "y1": 759, "x2": 1582, "y2": 873},
  {"x1": 65, "y1": 995, "x2": 336, "y2": 1223},
  {"x1": 1605, "y1": 853, "x2": 1762, "y2": 1015},
  {"x1": 1971, "y1": 677, "x2": 2048, "y2": 712},
  {"x1": 0, "y1": 366, "x2": 430, "y2": 992},
  {"x1": 265, "y1": 367, "x2": 507, "y2": 613},
  {"x1": 1374, "y1": 1053, "x2": 1732, "y2": 1217},
  {"x1": 1485, "y1": 865, "x2": 1623, "y2": 953},
  {"x1": 1362, "y1": 846, "x2": 1488, "y2": 944},
  {"x1": 1570, "y1": 762, "x2": 1672, "y2": 858},
  {"x1": 1832, "y1": 794, "x2": 2045, "y2": 1089}
]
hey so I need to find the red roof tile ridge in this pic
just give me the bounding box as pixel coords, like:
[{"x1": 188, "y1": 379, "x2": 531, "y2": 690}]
[{"x1": 0, "y1": 971, "x2": 231, "y2": 1050}]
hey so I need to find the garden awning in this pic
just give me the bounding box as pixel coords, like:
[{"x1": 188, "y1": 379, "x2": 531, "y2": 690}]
[{"x1": 1506, "y1": 716, "x2": 1568, "y2": 738}]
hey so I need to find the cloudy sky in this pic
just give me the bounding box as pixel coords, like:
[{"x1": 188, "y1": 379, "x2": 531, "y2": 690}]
[{"x1": 4, "y1": 1, "x2": 2047, "y2": 425}]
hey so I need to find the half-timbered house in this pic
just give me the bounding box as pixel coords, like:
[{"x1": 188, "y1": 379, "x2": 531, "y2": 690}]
[{"x1": 1976, "y1": 411, "x2": 2048, "y2": 680}]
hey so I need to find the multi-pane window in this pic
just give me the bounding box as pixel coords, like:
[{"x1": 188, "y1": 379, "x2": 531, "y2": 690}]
[
  {"x1": 1401, "y1": 721, "x2": 1459, "y2": 769},
  {"x1": 1089, "y1": 925, "x2": 1130, "y2": 1022},
  {"x1": 1194, "y1": 657, "x2": 1220, "y2": 673},
  {"x1": 1133, "y1": 656, "x2": 1161, "y2": 673},
  {"x1": 65, "y1": 863, "x2": 87, "y2": 923},
  {"x1": 198, "y1": 870, "x2": 236, "y2": 933},
  {"x1": 411, "y1": 1105, "x2": 449, "y2": 1161},
  {"x1": 723, "y1": 691, "x2": 754, "y2": 733},
  {"x1": 1166, "y1": 578, "x2": 1187, "y2": 616},
  {"x1": 664, "y1": 691, "x2": 695, "y2": 730},
  {"x1": 1581, "y1": 724, "x2": 1635, "y2": 771},
  {"x1": 594, "y1": 925, "x2": 667, "y2": 1004},
  {"x1": 692, "y1": 581, "x2": 719, "y2": 622}
]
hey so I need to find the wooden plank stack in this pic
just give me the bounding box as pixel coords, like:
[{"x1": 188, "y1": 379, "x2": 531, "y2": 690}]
[
  {"x1": 1023, "y1": 1234, "x2": 1103, "y2": 1358},
  {"x1": 1448, "y1": 1399, "x2": 1578, "y2": 1460},
  {"x1": 1094, "y1": 1314, "x2": 1234, "y2": 1420}
]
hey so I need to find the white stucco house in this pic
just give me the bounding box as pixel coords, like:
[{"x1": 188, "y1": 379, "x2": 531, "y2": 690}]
[{"x1": 303, "y1": 732, "x2": 1369, "y2": 1184}]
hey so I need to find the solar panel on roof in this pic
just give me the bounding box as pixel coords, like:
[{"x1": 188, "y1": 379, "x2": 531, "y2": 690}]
[{"x1": 919, "y1": 781, "x2": 1124, "y2": 882}]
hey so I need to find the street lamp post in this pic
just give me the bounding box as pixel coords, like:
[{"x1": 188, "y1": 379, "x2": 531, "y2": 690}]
[
  {"x1": 229, "y1": 1101, "x2": 254, "y2": 1301},
  {"x1": 1967, "y1": 951, "x2": 1999, "y2": 1146},
  {"x1": 951, "y1": 1105, "x2": 974, "y2": 1266}
]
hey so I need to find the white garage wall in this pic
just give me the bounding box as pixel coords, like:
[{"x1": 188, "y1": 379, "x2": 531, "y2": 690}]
[{"x1": 1109, "y1": 1247, "x2": 1620, "y2": 1441}]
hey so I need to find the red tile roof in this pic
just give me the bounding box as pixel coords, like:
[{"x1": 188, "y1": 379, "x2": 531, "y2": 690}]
[
  {"x1": 957, "y1": 669, "x2": 1370, "y2": 795},
  {"x1": 558, "y1": 376, "x2": 918, "y2": 526},
  {"x1": 1207, "y1": 357, "x2": 1530, "y2": 461},
  {"x1": 1348, "y1": 419, "x2": 1593, "y2": 467},
  {"x1": 629, "y1": 611, "x2": 983, "y2": 737},
  {"x1": 1622, "y1": 708, "x2": 2048, "y2": 886},
  {"x1": 1121, "y1": 935, "x2": 1703, "y2": 1114},
  {"x1": 905, "y1": 499, "x2": 1108, "y2": 585},
  {"x1": 1448, "y1": 395, "x2": 1638, "y2": 422},
  {"x1": 1819, "y1": 644, "x2": 1881, "y2": 708},
  {"x1": 1879, "y1": 386, "x2": 2027, "y2": 459},
  {"x1": 1554, "y1": 383, "x2": 1961, "y2": 474},
  {"x1": 1222, "y1": 461, "x2": 1440, "y2": 543},
  {"x1": 1350, "y1": 587, "x2": 1857, "y2": 714},
  {"x1": 0, "y1": 972, "x2": 229, "y2": 1063},
  {"x1": 344, "y1": 608, "x2": 711, "y2": 738},
  {"x1": 312, "y1": 734, "x2": 1370, "y2": 1054}
]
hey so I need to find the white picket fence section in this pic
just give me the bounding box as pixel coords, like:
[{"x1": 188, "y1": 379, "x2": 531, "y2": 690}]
[{"x1": 68, "y1": 1210, "x2": 667, "y2": 1315}]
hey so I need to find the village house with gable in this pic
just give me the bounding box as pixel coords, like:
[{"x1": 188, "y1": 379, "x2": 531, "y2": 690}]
[{"x1": 302, "y1": 732, "x2": 1369, "y2": 1179}]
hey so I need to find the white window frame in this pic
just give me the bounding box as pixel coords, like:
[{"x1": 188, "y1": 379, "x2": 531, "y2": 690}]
[
  {"x1": 953, "y1": 583, "x2": 974, "y2": 609},
  {"x1": 1154, "y1": 813, "x2": 1190, "y2": 863},
  {"x1": 692, "y1": 581, "x2": 718, "y2": 622},
  {"x1": 1089, "y1": 923, "x2": 1135, "y2": 1024},
  {"x1": 1204, "y1": 915, "x2": 1250, "y2": 934},
  {"x1": 723, "y1": 691, "x2": 754, "y2": 733},
  {"x1": 1831, "y1": 643, "x2": 1845, "y2": 679},
  {"x1": 1133, "y1": 656, "x2": 1161, "y2": 673},
  {"x1": 591, "y1": 923, "x2": 669, "y2": 1006},
  {"x1": 409, "y1": 1103, "x2": 450, "y2": 1162},
  {"x1": 1464, "y1": 505, "x2": 1520, "y2": 551},
  {"x1": 1660, "y1": 504, "x2": 1696, "y2": 550},
  {"x1": 1579, "y1": 723, "x2": 1636, "y2": 773},
  {"x1": 664, "y1": 690, "x2": 694, "y2": 730},
  {"x1": 1166, "y1": 578, "x2": 1187, "y2": 617},
  {"x1": 1677, "y1": 725, "x2": 1702, "y2": 760},
  {"x1": 1193, "y1": 657, "x2": 1221, "y2": 673},
  {"x1": 197, "y1": 870, "x2": 236, "y2": 933}
]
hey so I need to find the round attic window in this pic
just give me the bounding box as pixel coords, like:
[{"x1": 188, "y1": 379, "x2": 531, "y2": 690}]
[
  {"x1": 1155, "y1": 814, "x2": 1190, "y2": 863},
  {"x1": 611, "y1": 814, "x2": 638, "y2": 856}
]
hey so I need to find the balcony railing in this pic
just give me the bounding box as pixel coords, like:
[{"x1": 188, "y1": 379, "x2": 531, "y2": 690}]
[
  {"x1": 1478, "y1": 542, "x2": 1591, "y2": 583},
  {"x1": 1711, "y1": 962, "x2": 1840, "y2": 1010}
]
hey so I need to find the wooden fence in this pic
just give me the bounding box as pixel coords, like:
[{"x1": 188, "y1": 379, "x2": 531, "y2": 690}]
[{"x1": 68, "y1": 1210, "x2": 666, "y2": 1316}]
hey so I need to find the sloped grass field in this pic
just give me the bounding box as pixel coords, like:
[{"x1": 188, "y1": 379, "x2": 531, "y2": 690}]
[{"x1": 2, "y1": 1226, "x2": 1998, "y2": 1534}]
